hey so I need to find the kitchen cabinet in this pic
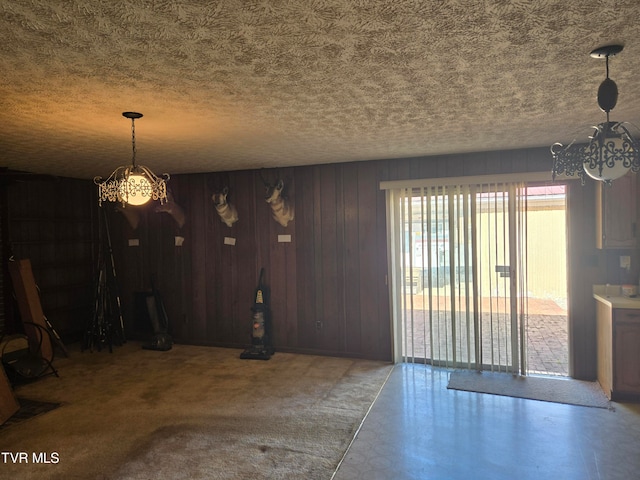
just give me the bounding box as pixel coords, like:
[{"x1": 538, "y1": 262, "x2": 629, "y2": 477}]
[
  {"x1": 613, "y1": 310, "x2": 640, "y2": 396},
  {"x1": 595, "y1": 297, "x2": 640, "y2": 400},
  {"x1": 595, "y1": 172, "x2": 637, "y2": 249}
]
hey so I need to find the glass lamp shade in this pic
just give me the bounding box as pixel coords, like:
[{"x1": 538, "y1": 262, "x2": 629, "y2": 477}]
[
  {"x1": 583, "y1": 157, "x2": 630, "y2": 181},
  {"x1": 117, "y1": 174, "x2": 153, "y2": 206},
  {"x1": 582, "y1": 125, "x2": 634, "y2": 182}
]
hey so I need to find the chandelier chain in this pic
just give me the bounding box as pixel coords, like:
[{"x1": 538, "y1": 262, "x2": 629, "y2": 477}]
[{"x1": 131, "y1": 118, "x2": 137, "y2": 167}]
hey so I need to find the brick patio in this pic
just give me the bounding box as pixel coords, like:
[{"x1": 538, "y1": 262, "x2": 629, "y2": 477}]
[
  {"x1": 525, "y1": 312, "x2": 568, "y2": 376},
  {"x1": 402, "y1": 295, "x2": 569, "y2": 376}
]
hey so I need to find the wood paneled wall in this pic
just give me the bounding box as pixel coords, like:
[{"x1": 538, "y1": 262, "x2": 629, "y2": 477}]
[
  {"x1": 3, "y1": 177, "x2": 98, "y2": 341},
  {"x1": 566, "y1": 180, "x2": 600, "y2": 379},
  {"x1": 109, "y1": 147, "x2": 550, "y2": 362},
  {"x1": 110, "y1": 161, "x2": 392, "y2": 360},
  {"x1": 1, "y1": 145, "x2": 627, "y2": 374}
]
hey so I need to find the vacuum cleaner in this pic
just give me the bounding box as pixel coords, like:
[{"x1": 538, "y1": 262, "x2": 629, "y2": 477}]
[
  {"x1": 240, "y1": 268, "x2": 274, "y2": 360},
  {"x1": 142, "y1": 276, "x2": 173, "y2": 351}
]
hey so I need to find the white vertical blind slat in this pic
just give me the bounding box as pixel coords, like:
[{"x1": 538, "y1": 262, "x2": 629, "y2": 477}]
[{"x1": 386, "y1": 180, "x2": 529, "y2": 371}]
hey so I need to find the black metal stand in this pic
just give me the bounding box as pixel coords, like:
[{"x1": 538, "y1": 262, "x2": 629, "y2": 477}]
[{"x1": 83, "y1": 209, "x2": 125, "y2": 352}]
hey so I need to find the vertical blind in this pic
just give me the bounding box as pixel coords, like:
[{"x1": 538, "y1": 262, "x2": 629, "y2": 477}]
[{"x1": 383, "y1": 173, "x2": 550, "y2": 373}]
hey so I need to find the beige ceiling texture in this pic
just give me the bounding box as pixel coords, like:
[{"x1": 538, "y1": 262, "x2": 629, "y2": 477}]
[{"x1": 2, "y1": 0, "x2": 640, "y2": 180}]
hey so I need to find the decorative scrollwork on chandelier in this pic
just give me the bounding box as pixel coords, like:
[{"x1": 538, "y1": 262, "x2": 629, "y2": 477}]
[
  {"x1": 94, "y1": 112, "x2": 170, "y2": 207},
  {"x1": 551, "y1": 45, "x2": 640, "y2": 185}
]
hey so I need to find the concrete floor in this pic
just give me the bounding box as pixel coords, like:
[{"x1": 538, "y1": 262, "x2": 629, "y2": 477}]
[{"x1": 333, "y1": 363, "x2": 640, "y2": 480}]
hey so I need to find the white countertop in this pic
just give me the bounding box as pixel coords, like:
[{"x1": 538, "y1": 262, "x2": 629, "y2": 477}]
[{"x1": 593, "y1": 285, "x2": 640, "y2": 309}]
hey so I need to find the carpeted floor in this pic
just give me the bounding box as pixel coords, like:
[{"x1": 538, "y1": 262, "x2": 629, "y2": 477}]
[
  {"x1": 0, "y1": 342, "x2": 392, "y2": 480},
  {"x1": 447, "y1": 370, "x2": 611, "y2": 409},
  {"x1": 0, "y1": 398, "x2": 61, "y2": 432}
]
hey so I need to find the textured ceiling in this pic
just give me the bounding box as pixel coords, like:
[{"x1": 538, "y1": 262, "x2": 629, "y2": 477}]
[{"x1": 2, "y1": 0, "x2": 640, "y2": 180}]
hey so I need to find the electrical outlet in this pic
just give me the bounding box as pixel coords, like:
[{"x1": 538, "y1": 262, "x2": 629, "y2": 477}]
[{"x1": 620, "y1": 255, "x2": 631, "y2": 270}]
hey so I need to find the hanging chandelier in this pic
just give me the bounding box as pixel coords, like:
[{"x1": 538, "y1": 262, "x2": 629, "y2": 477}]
[
  {"x1": 551, "y1": 45, "x2": 640, "y2": 185},
  {"x1": 94, "y1": 112, "x2": 170, "y2": 207}
]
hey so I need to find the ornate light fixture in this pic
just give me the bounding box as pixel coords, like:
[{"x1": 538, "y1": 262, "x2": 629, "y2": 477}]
[
  {"x1": 94, "y1": 112, "x2": 170, "y2": 207},
  {"x1": 551, "y1": 45, "x2": 640, "y2": 185}
]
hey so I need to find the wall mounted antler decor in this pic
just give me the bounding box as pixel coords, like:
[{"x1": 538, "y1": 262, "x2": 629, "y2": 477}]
[
  {"x1": 260, "y1": 171, "x2": 294, "y2": 227},
  {"x1": 212, "y1": 186, "x2": 239, "y2": 227},
  {"x1": 154, "y1": 190, "x2": 186, "y2": 229}
]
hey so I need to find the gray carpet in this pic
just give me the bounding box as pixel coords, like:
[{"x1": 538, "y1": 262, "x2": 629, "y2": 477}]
[
  {"x1": 0, "y1": 342, "x2": 393, "y2": 480},
  {"x1": 0, "y1": 398, "x2": 60, "y2": 431},
  {"x1": 447, "y1": 370, "x2": 611, "y2": 409}
]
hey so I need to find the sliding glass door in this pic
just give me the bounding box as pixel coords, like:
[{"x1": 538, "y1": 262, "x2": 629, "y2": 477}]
[{"x1": 384, "y1": 174, "x2": 543, "y2": 374}]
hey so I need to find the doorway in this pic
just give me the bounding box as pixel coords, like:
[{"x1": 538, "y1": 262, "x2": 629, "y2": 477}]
[
  {"x1": 384, "y1": 175, "x2": 568, "y2": 376},
  {"x1": 522, "y1": 184, "x2": 568, "y2": 376}
]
